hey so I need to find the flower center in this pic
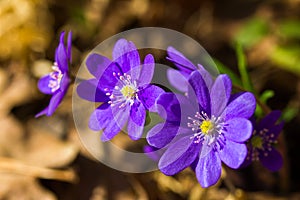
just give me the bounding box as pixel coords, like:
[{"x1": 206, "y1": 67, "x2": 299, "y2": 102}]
[
  {"x1": 106, "y1": 72, "x2": 138, "y2": 108},
  {"x1": 48, "y1": 63, "x2": 63, "y2": 92},
  {"x1": 247, "y1": 128, "x2": 278, "y2": 161},
  {"x1": 121, "y1": 85, "x2": 136, "y2": 99},
  {"x1": 200, "y1": 120, "x2": 214, "y2": 135},
  {"x1": 188, "y1": 111, "x2": 226, "y2": 153},
  {"x1": 251, "y1": 135, "x2": 263, "y2": 149},
  {"x1": 187, "y1": 112, "x2": 227, "y2": 157}
]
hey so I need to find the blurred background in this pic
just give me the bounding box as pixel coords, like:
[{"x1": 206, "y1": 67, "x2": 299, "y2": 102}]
[{"x1": 0, "y1": 0, "x2": 299, "y2": 199}]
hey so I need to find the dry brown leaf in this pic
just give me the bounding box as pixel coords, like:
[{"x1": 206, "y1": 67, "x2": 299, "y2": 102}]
[
  {"x1": 0, "y1": 66, "x2": 36, "y2": 117},
  {"x1": 0, "y1": 157, "x2": 77, "y2": 183},
  {"x1": 90, "y1": 186, "x2": 107, "y2": 200},
  {"x1": 32, "y1": 59, "x2": 53, "y2": 78},
  {"x1": 0, "y1": 0, "x2": 51, "y2": 60},
  {"x1": 0, "y1": 107, "x2": 78, "y2": 200},
  {"x1": 154, "y1": 172, "x2": 185, "y2": 196},
  {"x1": 13, "y1": 119, "x2": 80, "y2": 168},
  {"x1": 0, "y1": 68, "x2": 9, "y2": 94},
  {"x1": 0, "y1": 174, "x2": 56, "y2": 200},
  {"x1": 247, "y1": 192, "x2": 288, "y2": 200},
  {"x1": 0, "y1": 115, "x2": 25, "y2": 157}
]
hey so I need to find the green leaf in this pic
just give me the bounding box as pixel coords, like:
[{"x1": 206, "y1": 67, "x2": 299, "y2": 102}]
[
  {"x1": 235, "y1": 42, "x2": 253, "y2": 92},
  {"x1": 278, "y1": 19, "x2": 300, "y2": 39},
  {"x1": 234, "y1": 18, "x2": 269, "y2": 48},
  {"x1": 255, "y1": 90, "x2": 274, "y2": 118},
  {"x1": 270, "y1": 45, "x2": 300, "y2": 76},
  {"x1": 145, "y1": 111, "x2": 151, "y2": 126},
  {"x1": 255, "y1": 90, "x2": 274, "y2": 117},
  {"x1": 255, "y1": 105, "x2": 263, "y2": 118},
  {"x1": 213, "y1": 58, "x2": 242, "y2": 86},
  {"x1": 282, "y1": 107, "x2": 298, "y2": 122},
  {"x1": 143, "y1": 112, "x2": 163, "y2": 132},
  {"x1": 260, "y1": 90, "x2": 274, "y2": 103}
]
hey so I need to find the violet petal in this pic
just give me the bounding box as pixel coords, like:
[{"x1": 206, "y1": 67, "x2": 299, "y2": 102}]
[
  {"x1": 97, "y1": 62, "x2": 122, "y2": 90},
  {"x1": 218, "y1": 140, "x2": 247, "y2": 169},
  {"x1": 226, "y1": 118, "x2": 253, "y2": 143},
  {"x1": 101, "y1": 105, "x2": 130, "y2": 141},
  {"x1": 112, "y1": 39, "x2": 140, "y2": 76},
  {"x1": 196, "y1": 150, "x2": 221, "y2": 188},
  {"x1": 76, "y1": 79, "x2": 109, "y2": 102},
  {"x1": 188, "y1": 70, "x2": 211, "y2": 114},
  {"x1": 268, "y1": 122, "x2": 284, "y2": 139},
  {"x1": 37, "y1": 75, "x2": 55, "y2": 95},
  {"x1": 197, "y1": 64, "x2": 214, "y2": 91},
  {"x1": 167, "y1": 46, "x2": 197, "y2": 73},
  {"x1": 55, "y1": 32, "x2": 68, "y2": 73},
  {"x1": 259, "y1": 148, "x2": 283, "y2": 172},
  {"x1": 159, "y1": 136, "x2": 200, "y2": 175},
  {"x1": 222, "y1": 92, "x2": 256, "y2": 120},
  {"x1": 258, "y1": 110, "x2": 282, "y2": 130},
  {"x1": 86, "y1": 53, "x2": 112, "y2": 78},
  {"x1": 47, "y1": 90, "x2": 66, "y2": 116},
  {"x1": 138, "y1": 84, "x2": 164, "y2": 112},
  {"x1": 210, "y1": 74, "x2": 232, "y2": 116},
  {"x1": 147, "y1": 122, "x2": 180, "y2": 148},
  {"x1": 156, "y1": 93, "x2": 181, "y2": 122},
  {"x1": 167, "y1": 69, "x2": 188, "y2": 92},
  {"x1": 89, "y1": 103, "x2": 111, "y2": 131},
  {"x1": 127, "y1": 102, "x2": 146, "y2": 140},
  {"x1": 35, "y1": 106, "x2": 49, "y2": 118},
  {"x1": 139, "y1": 54, "x2": 155, "y2": 85}
]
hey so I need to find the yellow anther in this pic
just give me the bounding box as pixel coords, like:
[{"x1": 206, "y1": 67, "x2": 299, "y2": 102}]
[
  {"x1": 200, "y1": 120, "x2": 214, "y2": 134},
  {"x1": 120, "y1": 85, "x2": 135, "y2": 99}
]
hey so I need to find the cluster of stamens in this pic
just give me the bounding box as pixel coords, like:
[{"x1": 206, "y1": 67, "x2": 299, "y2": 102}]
[
  {"x1": 247, "y1": 129, "x2": 277, "y2": 161},
  {"x1": 106, "y1": 72, "x2": 138, "y2": 108},
  {"x1": 48, "y1": 62, "x2": 63, "y2": 92},
  {"x1": 187, "y1": 111, "x2": 226, "y2": 150}
]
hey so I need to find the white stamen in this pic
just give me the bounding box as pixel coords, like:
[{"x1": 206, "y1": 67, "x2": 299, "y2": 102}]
[
  {"x1": 48, "y1": 62, "x2": 63, "y2": 92},
  {"x1": 188, "y1": 112, "x2": 225, "y2": 150},
  {"x1": 108, "y1": 72, "x2": 139, "y2": 108}
]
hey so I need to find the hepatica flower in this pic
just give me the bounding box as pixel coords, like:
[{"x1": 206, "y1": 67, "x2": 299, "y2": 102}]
[
  {"x1": 77, "y1": 39, "x2": 164, "y2": 141},
  {"x1": 244, "y1": 111, "x2": 284, "y2": 171},
  {"x1": 147, "y1": 70, "x2": 256, "y2": 187},
  {"x1": 36, "y1": 31, "x2": 72, "y2": 117},
  {"x1": 166, "y1": 46, "x2": 213, "y2": 93}
]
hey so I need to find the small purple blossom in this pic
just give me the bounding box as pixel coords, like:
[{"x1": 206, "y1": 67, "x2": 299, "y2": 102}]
[
  {"x1": 77, "y1": 39, "x2": 164, "y2": 141},
  {"x1": 36, "y1": 31, "x2": 72, "y2": 117},
  {"x1": 243, "y1": 111, "x2": 284, "y2": 171},
  {"x1": 167, "y1": 46, "x2": 213, "y2": 93},
  {"x1": 147, "y1": 70, "x2": 256, "y2": 187}
]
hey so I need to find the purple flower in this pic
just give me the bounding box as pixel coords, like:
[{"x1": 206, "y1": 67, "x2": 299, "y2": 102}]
[
  {"x1": 147, "y1": 70, "x2": 256, "y2": 187},
  {"x1": 167, "y1": 46, "x2": 213, "y2": 93},
  {"x1": 243, "y1": 111, "x2": 284, "y2": 171},
  {"x1": 77, "y1": 39, "x2": 164, "y2": 141},
  {"x1": 36, "y1": 31, "x2": 72, "y2": 117}
]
